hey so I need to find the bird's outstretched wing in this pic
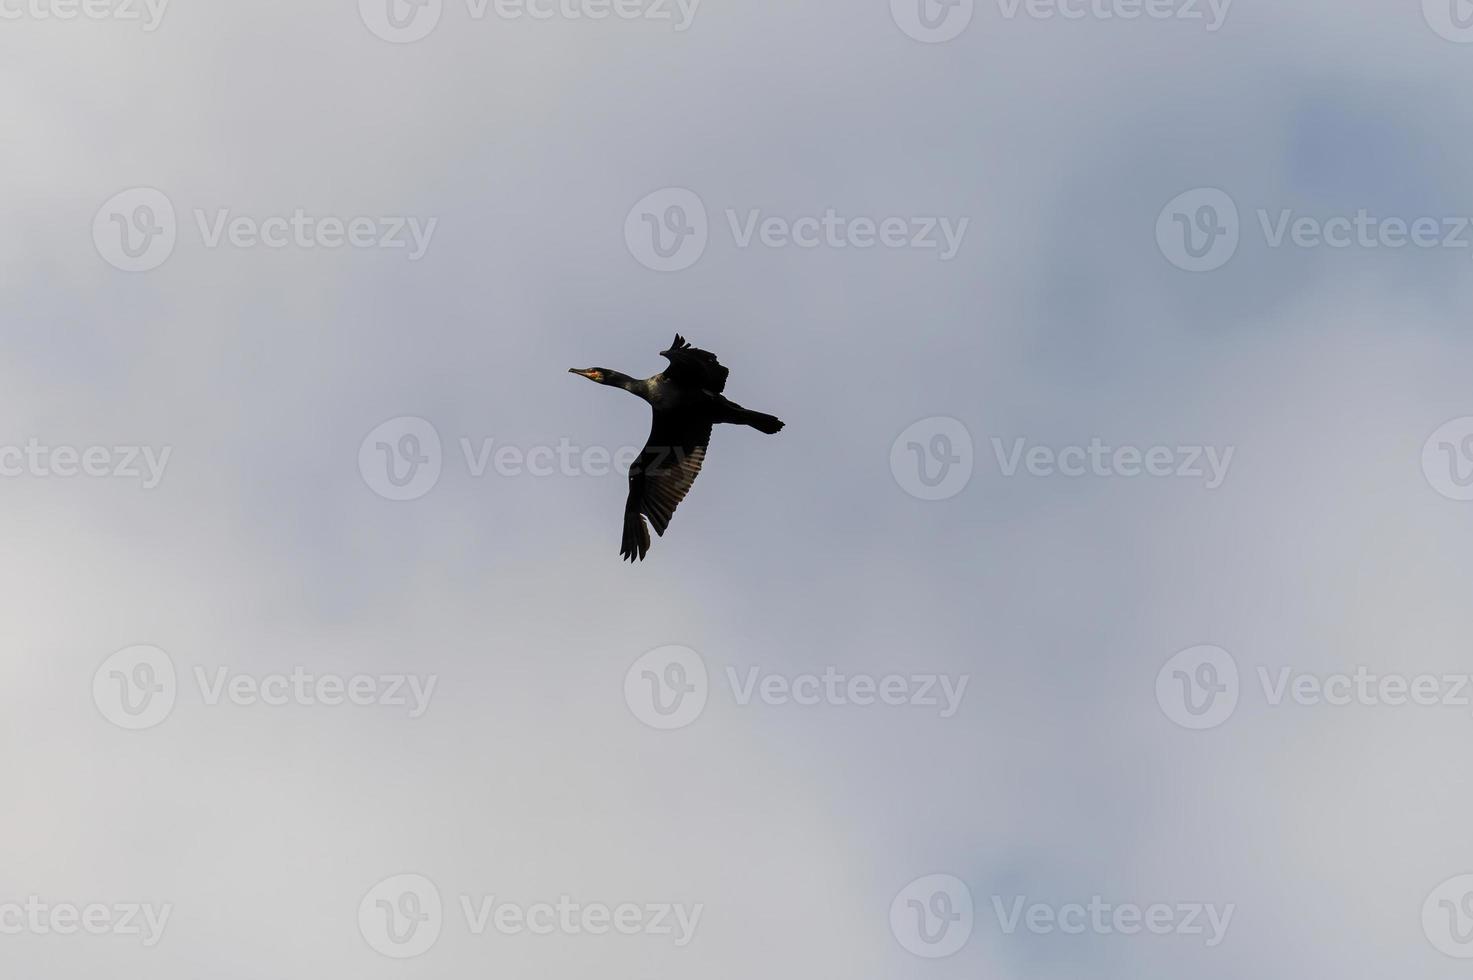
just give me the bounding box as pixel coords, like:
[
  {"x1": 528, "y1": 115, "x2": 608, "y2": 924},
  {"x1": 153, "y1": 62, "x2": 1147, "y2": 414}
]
[
  {"x1": 660, "y1": 334, "x2": 729, "y2": 393},
  {"x1": 620, "y1": 410, "x2": 713, "y2": 561}
]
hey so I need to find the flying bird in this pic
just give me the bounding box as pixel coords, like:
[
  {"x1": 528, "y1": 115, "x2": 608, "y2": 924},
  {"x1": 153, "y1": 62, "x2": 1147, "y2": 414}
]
[{"x1": 569, "y1": 335, "x2": 785, "y2": 561}]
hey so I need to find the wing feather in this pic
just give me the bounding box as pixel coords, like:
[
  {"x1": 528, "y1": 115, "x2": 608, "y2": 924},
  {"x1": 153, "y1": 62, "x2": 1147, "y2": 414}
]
[
  {"x1": 620, "y1": 411, "x2": 712, "y2": 560},
  {"x1": 660, "y1": 334, "x2": 729, "y2": 393}
]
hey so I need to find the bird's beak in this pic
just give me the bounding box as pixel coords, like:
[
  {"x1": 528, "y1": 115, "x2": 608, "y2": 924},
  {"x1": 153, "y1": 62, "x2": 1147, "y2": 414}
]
[{"x1": 569, "y1": 368, "x2": 589, "y2": 376}]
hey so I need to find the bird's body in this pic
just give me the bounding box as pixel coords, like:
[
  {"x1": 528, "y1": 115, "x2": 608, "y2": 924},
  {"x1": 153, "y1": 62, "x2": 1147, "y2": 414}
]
[{"x1": 570, "y1": 335, "x2": 784, "y2": 561}]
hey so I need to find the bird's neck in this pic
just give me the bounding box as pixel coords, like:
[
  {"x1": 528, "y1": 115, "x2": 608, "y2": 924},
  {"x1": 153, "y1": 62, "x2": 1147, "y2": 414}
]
[{"x1": 604, "y1": 371, "x2": 652, "y2": 401}]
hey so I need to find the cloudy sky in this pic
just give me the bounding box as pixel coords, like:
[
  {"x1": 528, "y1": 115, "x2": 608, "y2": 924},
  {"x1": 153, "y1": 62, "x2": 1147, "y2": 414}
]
[{"x1": 5, "y1": 0, "x2": 1473, "y2": 976}]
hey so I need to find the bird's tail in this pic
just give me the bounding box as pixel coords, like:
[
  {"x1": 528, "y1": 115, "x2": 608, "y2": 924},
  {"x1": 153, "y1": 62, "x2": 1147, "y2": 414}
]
[
  {"x1": 621, "y1": 501, "x2": 651, "y2": 562},
  {"x1": 736, "y1": 409, "x2": 785, "y2": 434}
]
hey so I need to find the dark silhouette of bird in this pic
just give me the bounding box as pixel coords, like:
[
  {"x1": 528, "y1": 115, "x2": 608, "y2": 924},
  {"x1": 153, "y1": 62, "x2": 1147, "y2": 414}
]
[{"x1": 569, "y1": 335, "x2": 785, "y2": 561}]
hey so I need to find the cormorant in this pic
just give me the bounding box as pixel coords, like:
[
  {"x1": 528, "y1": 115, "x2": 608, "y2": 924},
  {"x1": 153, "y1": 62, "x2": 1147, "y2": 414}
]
[{"x1": 569, "y1": 335, "x2": 785, "y2": 561}]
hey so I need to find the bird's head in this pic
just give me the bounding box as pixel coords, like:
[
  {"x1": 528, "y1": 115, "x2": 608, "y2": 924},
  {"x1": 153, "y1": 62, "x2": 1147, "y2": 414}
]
[{"x1": 568, "y1": 367, "x2": 610, "y2": 384}]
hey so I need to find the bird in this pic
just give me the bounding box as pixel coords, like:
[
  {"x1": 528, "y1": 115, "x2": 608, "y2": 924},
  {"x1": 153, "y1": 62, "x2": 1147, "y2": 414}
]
[{"x1": 569, "y1": 335, "x2": 785, "y2": 561}]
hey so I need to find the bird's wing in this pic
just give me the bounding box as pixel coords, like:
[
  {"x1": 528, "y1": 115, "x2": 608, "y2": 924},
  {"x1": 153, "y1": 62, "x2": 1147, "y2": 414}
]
[
  {"x1": 660, "y1": 334, "x2": 729, "y2": 394},
  {"x1": 621, "y1": 410, "x2": 713, "y2": 561}
]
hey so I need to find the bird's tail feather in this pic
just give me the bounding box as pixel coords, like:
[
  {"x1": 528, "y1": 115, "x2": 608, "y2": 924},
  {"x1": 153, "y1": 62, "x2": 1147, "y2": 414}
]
[{"x1": 621, "y1": 503, "x2": 651, "y2": 562}]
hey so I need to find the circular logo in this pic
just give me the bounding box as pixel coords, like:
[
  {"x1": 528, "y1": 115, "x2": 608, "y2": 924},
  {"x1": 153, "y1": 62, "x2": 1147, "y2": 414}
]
[
  {"x1": 359, "y1": 0, "x2": 442, "y2": 42},
  {"x1": 93, "y1": 645, "x2": 177, "y2": 731},
  {"x1": 624, "y1": 188, "x2": 708, "y2": 272},
  {"x1": 1422, "y1": 417, "x2": 1473, "y2": 502},
  {"x1": 1156, "y1": 188, "x2": 1240, "y2": 272},
  {"x1": 1425, "y1": 874, "x2": 1473, "y2": 957},
  {"x1": 890, "y1": 0, "x2": 974, "y2": 43},
  {"x1": 889, "y1": 873, "x2": 973, "y2": 958},
  {"x1": 1424, "y1": 0, "x2": 1473, "y2": 42},
  {"x1": 359, "y1": 417, "x2": 443, "y2": 501},
  {"x1": 359, "y1": 873, "x2": 443, "y2": 958},
  {"x1": 624, "y1": 645, "x2": 708, "y2": 730},
  {"x1": 1155, "y1": 645, "x2": 1239, "y2": 730},
  {"x1": 890, "y1": 417, "x2": 974, "y2": 501},
  {"x1": 93, "y1": 188, "x2": 177, "y2": 273}
]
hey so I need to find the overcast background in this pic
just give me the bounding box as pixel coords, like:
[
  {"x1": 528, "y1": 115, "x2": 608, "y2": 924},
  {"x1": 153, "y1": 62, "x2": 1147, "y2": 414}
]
[{"x1": 5, "y1": 0, "x2": 1473, "y2": 976}]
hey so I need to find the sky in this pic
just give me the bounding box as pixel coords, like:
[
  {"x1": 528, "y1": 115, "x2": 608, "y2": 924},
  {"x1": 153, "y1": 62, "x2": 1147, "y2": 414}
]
[{"x1": 5, "y1": 0, "x2": 1473, "y2": 977}]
